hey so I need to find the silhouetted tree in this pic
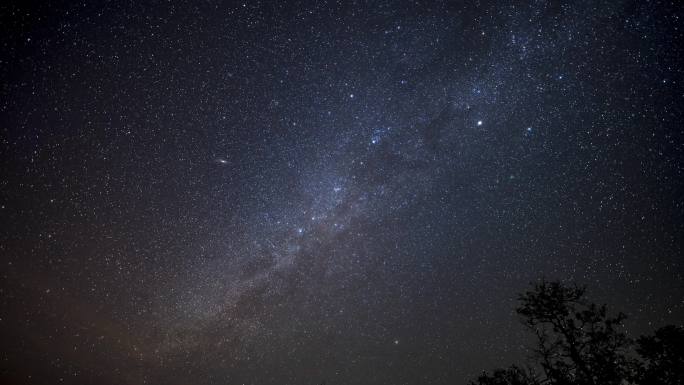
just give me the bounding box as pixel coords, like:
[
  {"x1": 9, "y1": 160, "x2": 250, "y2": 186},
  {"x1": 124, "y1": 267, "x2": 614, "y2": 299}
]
[
  {"x1": 634, "y1": 325, "x2": 684, "y2": 385},
  {"x1": 470, "y1": 281, "x2": 683, "y2": 385},
  {"x1": 517, "y1": 281, "x2": 634, "y2": 385},
  {"x1": 470, "y1": 365, "x2": 541, "y2": 385}
]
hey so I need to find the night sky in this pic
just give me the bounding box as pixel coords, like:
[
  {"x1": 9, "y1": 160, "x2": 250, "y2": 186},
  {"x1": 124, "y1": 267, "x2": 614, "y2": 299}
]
[{"x1": 1, "y1": 1, "x2": 683, "y2": 384}]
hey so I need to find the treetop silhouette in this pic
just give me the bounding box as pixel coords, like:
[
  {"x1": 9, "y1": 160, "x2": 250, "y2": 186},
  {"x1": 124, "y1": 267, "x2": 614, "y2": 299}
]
[{"x1": 470, "y1": 281, "x2": 683, "y2": 385}]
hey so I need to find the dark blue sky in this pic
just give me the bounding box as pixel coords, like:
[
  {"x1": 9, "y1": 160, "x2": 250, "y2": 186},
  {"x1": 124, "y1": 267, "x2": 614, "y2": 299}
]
[{"x1": 1, "y1": 1, "x2": 682, "y2": 384}]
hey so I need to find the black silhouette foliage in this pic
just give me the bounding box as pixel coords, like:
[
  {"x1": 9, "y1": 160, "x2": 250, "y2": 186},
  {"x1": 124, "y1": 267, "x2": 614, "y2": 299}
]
[
  {"x1": 470, "y1": 366, "x2": 541, "y2": 385},
  {"x1": 635, "y1": 325, "x2": 684, "y2": 385},
  {"x1": 470, "y1": 281, "x2": 683, "y2": 385}
]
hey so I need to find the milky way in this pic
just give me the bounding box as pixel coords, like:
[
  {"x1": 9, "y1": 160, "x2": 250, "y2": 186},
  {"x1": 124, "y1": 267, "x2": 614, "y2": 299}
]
[{"x1": 1, "y1": 1, "x2": 682, "y2": 384}]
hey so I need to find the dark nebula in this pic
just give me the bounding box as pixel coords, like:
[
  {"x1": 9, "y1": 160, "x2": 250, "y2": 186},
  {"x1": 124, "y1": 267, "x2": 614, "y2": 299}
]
[{"x1": 1, "y1": 1, "x2": 682, "y2": 384}]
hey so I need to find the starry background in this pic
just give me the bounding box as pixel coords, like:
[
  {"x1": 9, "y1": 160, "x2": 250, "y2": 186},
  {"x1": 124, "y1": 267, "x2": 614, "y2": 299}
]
[{"x1": 1, "y1": 1, "x2": 683, "y2": 384}]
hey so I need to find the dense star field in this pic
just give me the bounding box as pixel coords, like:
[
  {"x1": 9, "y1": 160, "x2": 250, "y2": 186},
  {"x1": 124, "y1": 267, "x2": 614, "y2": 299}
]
[{"x1": 1, "y1": 1, "x2": 682, "y2": 384}]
